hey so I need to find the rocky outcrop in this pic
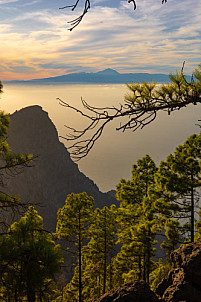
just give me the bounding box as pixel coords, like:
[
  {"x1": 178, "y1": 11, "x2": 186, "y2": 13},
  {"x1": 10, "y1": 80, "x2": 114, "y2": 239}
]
[
  {"x1": 93, "y1": 243, "x2": 201, "y2": 302},
  {"x1": 155, "y1": 242, "x2": 201, "y2": 302},
  {"x1": 3, "y1": 106, "x2": 117, "y2": 232},
  {"x1": 93, "y1": 280, "x2": 160, "y2": 302}
]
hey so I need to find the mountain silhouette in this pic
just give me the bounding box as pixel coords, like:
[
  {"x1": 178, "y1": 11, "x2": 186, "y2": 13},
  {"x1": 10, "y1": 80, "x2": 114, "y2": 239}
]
[
  {"x1": 3, "y1": 106, "x2": 117, "y2": 232},
  {"x1": 6, "y1": 69, "x2": 182, "y2": 84},
  {"x1": 96, "y1": 68, "x2": 119, "y2": 75}
]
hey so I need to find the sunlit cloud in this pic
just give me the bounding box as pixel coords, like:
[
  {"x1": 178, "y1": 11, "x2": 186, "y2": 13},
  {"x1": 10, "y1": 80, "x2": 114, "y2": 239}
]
[{"x1": 0, "y1": 0, "x2": 201, "y2": 80}]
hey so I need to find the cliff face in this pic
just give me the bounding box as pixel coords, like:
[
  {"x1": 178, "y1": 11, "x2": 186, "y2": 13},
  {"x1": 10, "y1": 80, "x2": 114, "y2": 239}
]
[
  {"x1": 4, "y1": 105, "x2": 117, "y2": 231},
  {"x1": 92, "y1": 243, "x2": 201, "y2": 302},
  {"x1": 155, "y1": 242, "x2": 201, "y2": 302},
  {"x1": 93, "y1": 280, "x2": 160, "y2": 302}
]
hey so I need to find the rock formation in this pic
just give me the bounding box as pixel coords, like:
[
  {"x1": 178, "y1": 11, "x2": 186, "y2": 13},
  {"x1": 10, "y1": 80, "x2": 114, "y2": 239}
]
[
  {"x1": 155, "y1": 242, "x2": 201, "y2": 302},
  {"x1": 93, "y1": 280, "x2": 160, "y2": 302},
  {"x1": 92, "y1": 243, "x2": 201, "y2": 302},
  {"x1": 3, "y1": 105, "x2": 117, "y2": 232}
]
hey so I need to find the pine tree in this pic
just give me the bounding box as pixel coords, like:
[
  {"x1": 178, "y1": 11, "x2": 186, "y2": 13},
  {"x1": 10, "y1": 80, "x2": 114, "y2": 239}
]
[
  {"x1": 115, "y1": 155, "x2": 162, "y2": 284},
  {"x1": 160, "y1": 218, "x2": 181, "y2": 262},
  {"x1": 156, "y1": 133, "x2": 201, "y2": 242},
  {"x1": 61, "y1": 65, "x2": 201, "y2": 160},
  {"x1": 85, "y1": 205, "x2": 117, "y2": 296},
  {"x1": 117, "y1": 154, "x2": 157, "y2": 204},
  {"x1": 149, "y1": 258, "x2": 173, "y2": 290},
  {"x1": 0, "y1": 206, "x2": 62, "y2": 301},
  {"x1": 61, "y1": 205, "x2": 117, "y2": 302},
  {"x1": 56, "y1": 192, "x2": 94, "y2": 302}
]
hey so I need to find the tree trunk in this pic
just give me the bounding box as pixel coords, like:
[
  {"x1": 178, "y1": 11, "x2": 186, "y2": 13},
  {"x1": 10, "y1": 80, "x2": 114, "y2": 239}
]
[
  {"x1": 191, "y1": 183, "x2": 194, "y2": 243},
  {"x1": 27, "y1": 272, "x2": 35, "y2": 302},
  {"x1": 27, "y1": 288, "x2": 35, "y2": 302},
  {"x1": 14, "y1": 289, "x2": 18, "y2": 302},
  {"x1": 147, "y1": 247, "x2": 150, "y2": 284},
  {"x1": 143, "y1": 252, "x2": 146, "y2": 281},
  {"x1": 109, "y1": 257, "x2": 113, "y2": 290},
  {"x1": 78, "y1": 213, "x2": 82, "y2": 302},
  {"x1": 147, "y1": 229, "x2": 151, "y2": 284},
  {"x1": 103, "y1": 217, "x2": 107, "y2": 295},
  {"x1": 138, "y1": 254, "x2": 142, "y2": 280}
]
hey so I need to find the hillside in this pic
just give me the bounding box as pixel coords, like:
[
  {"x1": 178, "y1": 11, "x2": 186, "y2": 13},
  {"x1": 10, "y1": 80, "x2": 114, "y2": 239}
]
[{"x1": 3, "y1": 106, "x2": 117, "y2": 232}]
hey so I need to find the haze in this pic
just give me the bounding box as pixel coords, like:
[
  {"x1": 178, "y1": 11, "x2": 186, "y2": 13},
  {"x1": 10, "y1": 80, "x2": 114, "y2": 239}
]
[{"x1": 2, "y1": 83, "x2": 200, "y2": 192}]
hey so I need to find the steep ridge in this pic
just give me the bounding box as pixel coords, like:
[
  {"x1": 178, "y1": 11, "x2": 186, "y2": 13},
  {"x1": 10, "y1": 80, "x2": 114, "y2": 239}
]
[{"x1": 4, "y1": 106, "x2": 117, "y2": 231}]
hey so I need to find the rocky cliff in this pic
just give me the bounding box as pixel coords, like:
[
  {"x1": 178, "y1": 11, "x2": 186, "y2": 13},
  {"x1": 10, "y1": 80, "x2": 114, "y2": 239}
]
[
  {"x1": 155, "y1": 242, "x2": 201, "y2": 302},
  {"x1": 93, "y1": 280, "x2": 160, "y2": 302},
  {"x1": 92, "y1": 242, "x2": 201, "y2": 302},
  {"x1": 4, "y1": 105, "x2": 117, "y2": 231}
]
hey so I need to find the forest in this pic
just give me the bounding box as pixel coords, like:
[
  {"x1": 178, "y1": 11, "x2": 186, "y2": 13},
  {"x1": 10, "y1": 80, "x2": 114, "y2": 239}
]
[{"x1": 0, "y1": 66, "x2": 201, "y2": 302}]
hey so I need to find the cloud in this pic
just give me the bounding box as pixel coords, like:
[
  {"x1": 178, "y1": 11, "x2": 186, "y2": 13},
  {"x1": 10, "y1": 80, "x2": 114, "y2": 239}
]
[
  {"x1": 93, "y1": 0, "x2": 111, "y2": 4},
  {"x1": 0, "y1": 0, "x2": 19, "y2": 4},
  {"x1": 22, "y1": 0, "x2": 41, "y2": 7},
  {"x1": 1, "y1": 0, "x2": 201, "y2": 80},
  {"x1": 10, "y1": 65, "x2": 36, "y2": 73}
]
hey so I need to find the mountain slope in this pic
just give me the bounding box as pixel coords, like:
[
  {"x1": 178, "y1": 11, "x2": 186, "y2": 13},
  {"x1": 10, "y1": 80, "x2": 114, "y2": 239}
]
[{"x1": 4, "y1": 106, "x2": 117, "y2": 232}]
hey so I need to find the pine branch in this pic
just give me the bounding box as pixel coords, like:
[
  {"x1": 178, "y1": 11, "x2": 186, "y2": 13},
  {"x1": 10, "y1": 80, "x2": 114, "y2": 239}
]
[{"x1": 59, "y1": 75, "x2": 201, "y2": 160}]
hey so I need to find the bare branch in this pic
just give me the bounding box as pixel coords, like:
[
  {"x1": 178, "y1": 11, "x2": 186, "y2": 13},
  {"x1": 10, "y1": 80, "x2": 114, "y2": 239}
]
[
  {"x1": 60, "y1": 69, "x2": 201, "y2": 161},
  {"x1": 60, "y1": 0, "x2": 90, "y2": 31},
  {"x1": 61, "y1": 0, "x2": 167, "y2": 31},
  {"x1": 128, "y1": 0, "x2": 137, "y2": 10}
]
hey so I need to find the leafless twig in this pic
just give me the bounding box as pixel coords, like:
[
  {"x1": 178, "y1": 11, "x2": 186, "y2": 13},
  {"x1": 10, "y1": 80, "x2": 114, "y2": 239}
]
[
  {"x1": 58, "y1": 69, "x2": 201, "y2": 161},
  {"x1": 61, "y1": 0, "x2": 167, "y2": 31}
]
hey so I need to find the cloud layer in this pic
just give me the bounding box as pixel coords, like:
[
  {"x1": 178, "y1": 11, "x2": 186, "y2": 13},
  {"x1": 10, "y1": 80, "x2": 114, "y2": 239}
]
[{"x1": 0, "y1": 0, "x2": 201, "y2": 80}]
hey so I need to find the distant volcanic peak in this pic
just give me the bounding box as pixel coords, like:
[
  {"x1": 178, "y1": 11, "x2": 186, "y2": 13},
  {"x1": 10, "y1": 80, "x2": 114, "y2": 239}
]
[{"x1": 96, "y1": 68, "x2": 119, "y2": 75}]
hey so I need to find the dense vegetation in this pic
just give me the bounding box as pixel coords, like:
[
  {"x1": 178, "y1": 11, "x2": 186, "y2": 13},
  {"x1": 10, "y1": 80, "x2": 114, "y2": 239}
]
[
  {"x1": 53, "y1": 132, "x2": 201, "y2": 302},
  {"x1": 0, "y1": 72, "x2": 201, "y2": 301},
  {"x1": 0, "y1": 207, "x2": 62, "y2": 301}
]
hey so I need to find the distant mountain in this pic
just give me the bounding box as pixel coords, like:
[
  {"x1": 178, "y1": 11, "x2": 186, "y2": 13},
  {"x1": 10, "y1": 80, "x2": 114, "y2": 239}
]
[
  {"x1": 96, "y1": 68, "x2": 120, "y2": 75},
  {"x1": 6, "y1": 68, "x2": 185, "y2": 85}
]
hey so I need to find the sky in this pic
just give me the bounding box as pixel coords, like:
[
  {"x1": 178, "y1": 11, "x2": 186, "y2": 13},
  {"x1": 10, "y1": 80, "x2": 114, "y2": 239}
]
[{"x1": 1, "y1": 0, "x2": 201, "y2": 81}]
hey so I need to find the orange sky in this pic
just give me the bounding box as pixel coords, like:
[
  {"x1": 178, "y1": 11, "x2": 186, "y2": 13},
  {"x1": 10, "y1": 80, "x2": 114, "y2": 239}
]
[{"x1": 1, "y1": 0, "x2": 201, "y2": 81}]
